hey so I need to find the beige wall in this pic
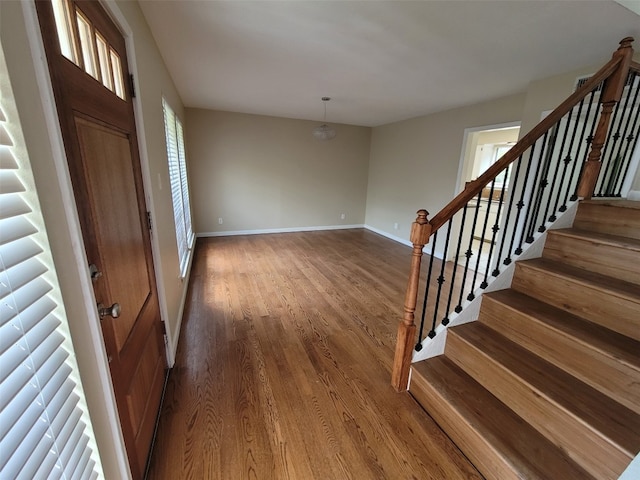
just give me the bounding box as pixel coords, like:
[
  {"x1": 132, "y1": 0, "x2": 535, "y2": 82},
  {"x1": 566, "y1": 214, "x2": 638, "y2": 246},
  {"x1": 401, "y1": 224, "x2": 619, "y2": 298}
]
[
  {"x1": 365, "y1": 93, "x2": 526, "y2": 243},
  {"x1": 2, "y1": 1, "x2": 190, "y2": 477},
  {"x1": 186, "y1": 109, "x2": 371, "y2": 234}
]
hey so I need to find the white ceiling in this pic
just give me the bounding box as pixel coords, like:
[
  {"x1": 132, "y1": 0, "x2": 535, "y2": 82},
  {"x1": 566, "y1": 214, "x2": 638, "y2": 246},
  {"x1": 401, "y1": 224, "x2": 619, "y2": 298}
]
[{"x1": 138, "y1": 1, "x2": 640, "y2": 127}]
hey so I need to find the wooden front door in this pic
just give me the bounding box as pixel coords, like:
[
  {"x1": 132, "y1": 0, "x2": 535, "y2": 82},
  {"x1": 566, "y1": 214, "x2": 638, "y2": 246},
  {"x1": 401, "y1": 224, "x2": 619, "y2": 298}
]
[{"x1": 36, "y1": 1, "x2": 166, "y2": 477}]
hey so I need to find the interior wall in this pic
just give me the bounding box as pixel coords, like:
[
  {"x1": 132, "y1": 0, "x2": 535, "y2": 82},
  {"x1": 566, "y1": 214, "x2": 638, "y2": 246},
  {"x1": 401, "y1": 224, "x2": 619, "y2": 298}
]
[
  {"x1": 364, "y1": 93, "x2": 525, "y2": 244},
  {"x1": 186, "y1": 109, "x2": 371, "y2": 234}
]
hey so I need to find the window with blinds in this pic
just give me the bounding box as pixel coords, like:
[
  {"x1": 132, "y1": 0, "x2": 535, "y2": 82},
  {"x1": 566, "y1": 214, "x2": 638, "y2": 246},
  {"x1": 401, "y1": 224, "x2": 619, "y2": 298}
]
[
  {"x1": 0, "y1": 48, "x2": 102, "y2": 479},
  {"x1": 162, "y1": 99, "x2": 194, "y2": 278}
]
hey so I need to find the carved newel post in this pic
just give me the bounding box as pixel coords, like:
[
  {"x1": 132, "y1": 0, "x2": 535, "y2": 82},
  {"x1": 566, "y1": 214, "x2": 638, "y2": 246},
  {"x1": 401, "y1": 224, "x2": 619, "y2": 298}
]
[
  {"x1": 577, "y1": 37, "x2": 634, "y2": 199},
  {"x1": 391, "y1": 209, "x2": 432, "y2": 392}
]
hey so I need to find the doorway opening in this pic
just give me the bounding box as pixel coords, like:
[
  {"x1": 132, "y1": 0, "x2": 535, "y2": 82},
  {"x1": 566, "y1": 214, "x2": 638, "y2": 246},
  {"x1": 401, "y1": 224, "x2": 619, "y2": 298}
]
[{"x1": 455, "y1": 123, "x2": 521, "y2": 266}]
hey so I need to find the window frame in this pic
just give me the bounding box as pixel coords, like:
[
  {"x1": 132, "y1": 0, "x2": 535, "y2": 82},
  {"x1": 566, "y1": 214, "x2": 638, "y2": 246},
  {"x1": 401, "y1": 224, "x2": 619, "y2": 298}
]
[{"x1": 162, "y1": 98, "x2": 194, "y2": 278}]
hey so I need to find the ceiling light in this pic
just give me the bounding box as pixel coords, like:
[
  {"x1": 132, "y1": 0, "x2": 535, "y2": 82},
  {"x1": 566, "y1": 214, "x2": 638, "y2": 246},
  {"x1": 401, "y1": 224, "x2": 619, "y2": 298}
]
[{"x1": 312, "y1": 97, "x2": 336, "y2": 141}]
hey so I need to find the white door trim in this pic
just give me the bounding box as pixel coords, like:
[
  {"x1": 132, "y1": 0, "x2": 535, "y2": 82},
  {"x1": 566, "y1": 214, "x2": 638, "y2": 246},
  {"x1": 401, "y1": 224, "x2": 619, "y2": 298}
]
[
  {"x1": 455, "y1": 120, "x2": 522, "y2": 197},
  {"x1": 101, "y1": 0, "x2": 177, "y2": 366}
]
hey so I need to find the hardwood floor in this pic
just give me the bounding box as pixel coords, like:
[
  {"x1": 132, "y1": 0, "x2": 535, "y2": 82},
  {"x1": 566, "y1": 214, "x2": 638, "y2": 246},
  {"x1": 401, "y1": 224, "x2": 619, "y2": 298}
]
[{"x1": 146, "y1": 229, "x2": 482, "y2": 480}]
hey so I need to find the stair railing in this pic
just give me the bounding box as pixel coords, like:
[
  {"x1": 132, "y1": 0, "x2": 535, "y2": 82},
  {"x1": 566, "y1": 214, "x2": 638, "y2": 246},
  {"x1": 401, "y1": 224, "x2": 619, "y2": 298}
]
[{"x1": 392, "y1": 37, "x2": 638, "y2": 392}]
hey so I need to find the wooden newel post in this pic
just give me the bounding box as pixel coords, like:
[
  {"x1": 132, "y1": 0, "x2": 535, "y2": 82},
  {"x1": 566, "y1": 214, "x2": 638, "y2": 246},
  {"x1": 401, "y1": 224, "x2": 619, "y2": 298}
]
[
  {"x1": 391, "y1": 209, "x2": 432, "y2": 392},
  {"x1": 577, "y1": 37, "x2": 634, "y2": 199}
]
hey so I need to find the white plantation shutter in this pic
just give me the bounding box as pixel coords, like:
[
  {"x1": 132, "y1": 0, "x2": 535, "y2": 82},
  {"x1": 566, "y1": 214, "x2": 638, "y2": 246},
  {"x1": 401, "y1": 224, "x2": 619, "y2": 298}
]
[
  {"x1": 162, "y1": 99, "x2": 193, "y2": 277},
  {"x1": 0, "y1": 53, "x2": 101, "y2": 479}
]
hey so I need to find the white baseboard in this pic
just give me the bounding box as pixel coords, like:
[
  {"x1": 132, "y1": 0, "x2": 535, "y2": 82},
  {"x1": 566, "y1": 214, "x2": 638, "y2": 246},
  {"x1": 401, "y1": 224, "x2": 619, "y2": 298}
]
[
  {"x1": 627, "y1": 190, "x2": 640, "y2": 201},
  {"x1": 200, "y1": 223, "x2": 444, "y2": 258},
  {"x1": 198, "y1": 224, "x2": 364, "y2": 237},
  {"x1": 166, "y1": 249, "x2": 195, "y2": 368},
  {"x1": 363, "y1": 224, "x2": 412, "y2": 247},
  {"x1": 364, "y1": 224, "x2": 445, "y2": 259}
]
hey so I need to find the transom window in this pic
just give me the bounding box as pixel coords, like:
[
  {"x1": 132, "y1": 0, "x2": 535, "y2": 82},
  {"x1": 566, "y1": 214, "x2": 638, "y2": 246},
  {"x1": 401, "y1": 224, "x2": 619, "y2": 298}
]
[{"x1": 51, "y1": 0, "x2": 126, "y2": 100}]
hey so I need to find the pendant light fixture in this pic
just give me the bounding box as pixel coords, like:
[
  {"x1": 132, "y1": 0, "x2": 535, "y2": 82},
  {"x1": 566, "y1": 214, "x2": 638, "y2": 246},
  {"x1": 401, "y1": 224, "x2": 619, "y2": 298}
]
[{"x1": 312, "y1": 97, "x2": 336, "y2": 141}]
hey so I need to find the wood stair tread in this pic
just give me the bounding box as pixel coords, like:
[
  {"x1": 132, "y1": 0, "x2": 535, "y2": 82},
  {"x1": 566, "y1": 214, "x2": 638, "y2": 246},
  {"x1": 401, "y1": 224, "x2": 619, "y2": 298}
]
[
  {"x1": 483, "y1": 289, "x2": 640, "y2": 372},
  {"x1": 550, "y1": 228, "x2": 640, "y2": 252},
  {"x1": 581, "y1": 199, "x2": 640, "y2": 210},
  {"x1": 450, "y1": 322, "x2": 640, "y2": 457},
  {"x1": 519, "y1": 257, "x2": 640, "y2": 303},
  {"x1": 411, "y1": 357, "x2": 596, "y2": 480}
]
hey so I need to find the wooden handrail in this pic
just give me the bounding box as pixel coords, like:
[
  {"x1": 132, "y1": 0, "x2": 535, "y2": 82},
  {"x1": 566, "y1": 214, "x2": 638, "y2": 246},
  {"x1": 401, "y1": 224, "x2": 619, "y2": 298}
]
[{"x1": 391, "y1": 37, "x2": 635, "y2": 393}]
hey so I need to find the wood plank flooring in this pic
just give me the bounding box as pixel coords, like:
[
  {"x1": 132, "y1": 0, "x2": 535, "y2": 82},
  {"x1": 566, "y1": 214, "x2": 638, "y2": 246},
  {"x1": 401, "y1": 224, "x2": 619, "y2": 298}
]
[{"x1": 146, "y1": 229, "x2": 482, "y2": 479}]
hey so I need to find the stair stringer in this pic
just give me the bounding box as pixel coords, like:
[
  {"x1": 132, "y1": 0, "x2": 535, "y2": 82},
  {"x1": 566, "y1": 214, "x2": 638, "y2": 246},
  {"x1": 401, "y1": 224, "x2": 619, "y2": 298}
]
[{"x1": 411, "y1": 200, "x2": 579, "y2": 364}]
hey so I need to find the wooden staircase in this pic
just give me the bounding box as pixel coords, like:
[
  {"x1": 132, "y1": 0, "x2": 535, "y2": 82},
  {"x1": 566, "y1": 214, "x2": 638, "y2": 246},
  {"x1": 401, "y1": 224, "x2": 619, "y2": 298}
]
[{"x1": 409, "y1": 200, "x2": 640, "y2": 480}]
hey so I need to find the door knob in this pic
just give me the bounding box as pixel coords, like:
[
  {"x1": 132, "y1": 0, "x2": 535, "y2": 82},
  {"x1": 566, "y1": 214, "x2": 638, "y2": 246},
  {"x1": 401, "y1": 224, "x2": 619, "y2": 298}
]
[{"x1": 98, "y1": 302, "x2": 121, "y2": 319}]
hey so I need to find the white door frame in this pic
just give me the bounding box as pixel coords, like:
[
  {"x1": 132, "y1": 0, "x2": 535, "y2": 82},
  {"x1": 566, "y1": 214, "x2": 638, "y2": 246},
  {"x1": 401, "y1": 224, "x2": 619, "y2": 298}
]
[{"x1": 454, "y1": 121, "x2": 522, "y2": 196}]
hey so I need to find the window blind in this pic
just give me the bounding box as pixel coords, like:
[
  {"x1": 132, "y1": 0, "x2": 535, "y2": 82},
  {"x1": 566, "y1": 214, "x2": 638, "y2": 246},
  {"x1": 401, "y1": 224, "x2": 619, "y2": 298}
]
[
  {"x1": 176, "y1": 121, "x2": 194, "y2": 249},
  {"x1": 162, "y1": 99, "x2": 193, "y2": 277},
  {"x1": 0, "y1": 50, "x2": 101, "y2": 479}
]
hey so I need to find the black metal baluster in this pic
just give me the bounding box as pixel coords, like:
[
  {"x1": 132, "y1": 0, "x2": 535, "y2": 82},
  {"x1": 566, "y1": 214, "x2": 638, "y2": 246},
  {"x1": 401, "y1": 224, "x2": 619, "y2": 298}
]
[
  {"x1": 572, "y1": 91, "x2": 602, "y2": 200},
  {"x1": 527, "y1": 131, "x2": 553, "y2": 240},
  {"x1": 457, "y1": 198, "x2": 480, "y2": 308},
  {"x1": 512, "y1": 143, "x2": 538, "y2": 256},
  {"x1": 616, "y1": 114, "x2": 640, "y2": 196},
  {"x1": 610, "y1": 74, "x2": 640, "y2": 195},
  {"x1": 451, "y1": 206, "x2": 469, "y2": 315},
  {"x1": 596, "y1": 100, "x2": 624, "y2": 196},
  {"x1": 495, "y1": 154, "x2": 523, "y2": 272},
  {"x1": 484, "y1": 165, "x2": 508, "y2": 284},
  {"x1": 569, "y1": 89, "x2": 599, "y2": 202},
  {"x1": 432, "y1": 220, "x2": 453, "y2": 332},
  {"x1": 607, "y1": 90, "x2": 635, "y2": 196},
  {"x1": 415, "y1": 231, "x2": 438, "y2": 350},
  {"x1": 466, "y1": 192, "x2": 483, "y2": 302},
  {"x1": 517, "y1": 132, "x2": 549, "y2": 251},
  {"x1": 471, "y1": 179, "x2": 495, "y2": 293},
  {"x1": 558, "y1": 98, "x2": 586, "y2": 212},
  {"x1": 546, "y1": 112, "x2": 573, "y2": 222},
  {"x1": 532, "y1": 124, "x2": 559, "y2": 235}
]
